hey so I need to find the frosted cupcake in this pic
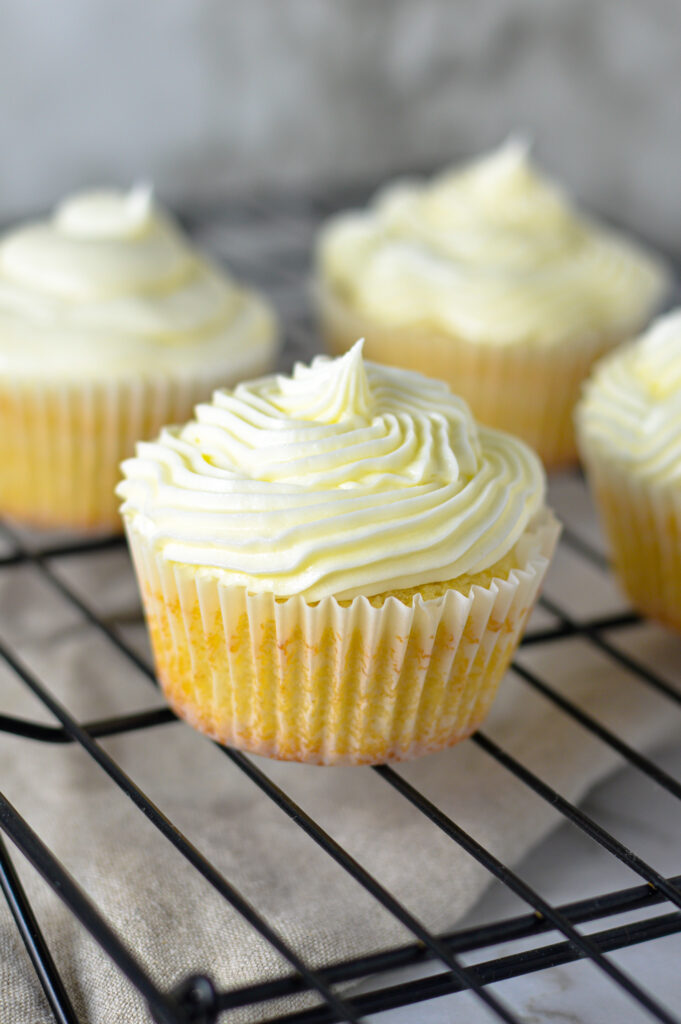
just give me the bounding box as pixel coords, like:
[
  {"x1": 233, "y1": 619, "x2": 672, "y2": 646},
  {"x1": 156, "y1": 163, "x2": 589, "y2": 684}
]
[
  {"x1": 316, "y1": 142, "x2": 668, "y2": 468},
  {"x1": 0, "y1": 187, "x2": 277, "y2": 530},
  {"x1": 118, "y1": 341, "x2": 559, "y2": 765},
  {"x1": 576, "y1": 310, "x2": 681, "y2": 631}
]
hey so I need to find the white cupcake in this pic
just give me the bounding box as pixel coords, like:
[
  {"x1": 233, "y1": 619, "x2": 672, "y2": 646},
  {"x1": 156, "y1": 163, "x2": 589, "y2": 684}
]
[
  {"x1": 316, "y1": 142, "x2": 668, "y2": 468},
  {"x1": 576, "y1": 309, "x2": 681, "y2": 630},
  {"x1": 119, "y1": 342, "x2": 559, "y2": 765},
  {"x1": 0, "y1": 187, "x2": 277, "y2": 529}
]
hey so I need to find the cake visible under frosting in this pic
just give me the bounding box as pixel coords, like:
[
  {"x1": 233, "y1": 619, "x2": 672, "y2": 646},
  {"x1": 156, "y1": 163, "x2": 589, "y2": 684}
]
[
  {"x1": 318, "y1": 142, "x2": 667, "y2": 347},
  {"x1": 0, "y1": 187, "x2": 276, "y2": 379},
  {"x1": 118, "y1": 341, "x2": 545, "y2": 601},
  {"x1": 577, "y1": 309, "x2": 681, "y2": 485}
]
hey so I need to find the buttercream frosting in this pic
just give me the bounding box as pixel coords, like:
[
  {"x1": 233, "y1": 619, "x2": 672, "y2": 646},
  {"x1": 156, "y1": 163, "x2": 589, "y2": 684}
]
[
  {"x1": 118, "y1": 341, "x2": 545, "y2": 601},
  {"x1": 318, "y1": 141, "x2": 668, "y2": 346},
  {"x1": 577, "y1": 309, "x2": 681, "y2": 485},
  {"x1": 0, "y1": 187, "x2": 276, "y2": 379}
]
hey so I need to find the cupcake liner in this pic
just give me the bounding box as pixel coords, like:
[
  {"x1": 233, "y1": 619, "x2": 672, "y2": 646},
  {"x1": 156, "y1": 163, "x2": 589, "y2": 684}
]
[
  {"x1": 315, "y1": 281, "x2": 633, "y2": 470},
  {"x1": 125, "y1": 509, "x2": 560, "y2": 765},
  {"x1": 0, "y1": 376, "x2": 192, "y2": 531},
  {"x1": 0, "y1": 345, "x2": 276, "y2": 532},
  {"x1": 580, "y1": 453, "x2": 681, "y2": 631}
]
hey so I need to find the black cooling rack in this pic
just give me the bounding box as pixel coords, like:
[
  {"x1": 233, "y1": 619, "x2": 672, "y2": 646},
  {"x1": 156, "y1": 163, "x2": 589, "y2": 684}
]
[{"x1": 1, "y1": 187, "x2": 680, "y2": 1024}]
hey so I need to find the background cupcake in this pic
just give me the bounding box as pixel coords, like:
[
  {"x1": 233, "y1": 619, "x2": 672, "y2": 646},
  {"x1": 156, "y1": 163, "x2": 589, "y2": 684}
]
[
  {"x1": 576, "y1": 309, "x2": 681, "y2": 631},
  {"x1": 119, "y1": 342, "x2": 559, "y2": 765},
  {"x1": 0, "y1": 186, "x2": 277, "y2": 530},
  {"x1": 315, "y1": 142, "x2": 668, "y2": 469}
]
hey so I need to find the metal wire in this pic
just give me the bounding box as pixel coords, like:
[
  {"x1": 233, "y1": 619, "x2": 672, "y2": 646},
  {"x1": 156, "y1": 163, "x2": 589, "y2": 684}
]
[
  {"x1": 253, "y1": 911, "x2": 681, "y2": 1024},
  {"x1": 0, "y1": 797, "x2": 182, "y2": 1024},
  {"x1": 373, "y1": 763, "x2": 680, "y2": 1024},
  {"x1": 0, "y1": 192, "x2": 679, "y2": 1024},
  {"x1": 0, "y1": 833, "x2": 78, "y2": 1024},
  {"x1": 0, "y1": 639, "x2": 363, "y2": 1024}
]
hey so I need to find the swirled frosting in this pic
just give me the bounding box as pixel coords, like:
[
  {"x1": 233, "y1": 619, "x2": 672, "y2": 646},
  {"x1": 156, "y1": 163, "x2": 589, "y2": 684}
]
[
  {"x1": 318, "y1": 141, "x2": 668, "y2": 346},
  {"x1": 118, "y1": 341, "x2": 545, "y2": 601},
  {"x1": 577, "y1": 309, "x2": 681, "y2": 485},
  {"x1": 0, "y1": 187, "x2": 276, "y2": 379}
]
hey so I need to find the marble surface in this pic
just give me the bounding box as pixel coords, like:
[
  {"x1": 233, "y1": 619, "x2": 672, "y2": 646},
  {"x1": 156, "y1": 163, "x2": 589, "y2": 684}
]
[
  {"x1": 350, "y1": 474, "x2": 681, "y2": 1023},
  {"x1": 356, "y1": 743, "x2": 681, "y2": 1023},
  {"x1": 1, "y1": 1, "x2": 681, "y2": 254}
]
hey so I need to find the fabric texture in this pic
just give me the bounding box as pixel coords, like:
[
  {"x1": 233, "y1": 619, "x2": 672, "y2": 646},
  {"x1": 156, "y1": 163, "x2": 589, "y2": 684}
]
[{"x1": 0, "y1": 481, "x2": 680, "y2": 1023}]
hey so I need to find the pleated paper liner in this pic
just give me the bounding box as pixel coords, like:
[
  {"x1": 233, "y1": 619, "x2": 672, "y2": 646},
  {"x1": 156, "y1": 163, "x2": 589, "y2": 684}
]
[
  {"x1": 0, "y1": 337, "x2": 277, "y2": 531},
  {"x1": 0, "y1": 376, "x2": 205, "y2": 531},
  {"x1": 124, "y1": 509, "x2": 560, "y2": 765},
  {"x1": 315, "y1": 281, "x2": 637, "y2": 470},
  {"x1": 580, "y1": 452, "x2": 681, "y2": 632}
]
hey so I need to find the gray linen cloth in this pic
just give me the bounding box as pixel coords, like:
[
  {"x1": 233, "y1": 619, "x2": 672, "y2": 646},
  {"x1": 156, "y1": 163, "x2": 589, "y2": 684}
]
[{"x1": 1, "y1": 475, "x2": 680, "y2": 1023}]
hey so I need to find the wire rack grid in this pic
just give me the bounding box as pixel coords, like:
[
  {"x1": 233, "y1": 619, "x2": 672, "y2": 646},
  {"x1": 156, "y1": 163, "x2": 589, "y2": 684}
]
[{"x1": 0, "y1": 186, "x2": 680, "y2": 1024}]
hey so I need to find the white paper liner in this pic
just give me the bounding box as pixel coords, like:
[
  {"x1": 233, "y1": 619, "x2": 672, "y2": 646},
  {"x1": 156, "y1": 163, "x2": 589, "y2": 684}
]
[
  {"x1": 579, "y1": 450, "x2": 681, "y2": 631},
  {"x1": 0, "y1": 342, "x2": 276, "y2": 531},
  {"x1": 314, "y1": 280, "x2": 639, "y2": 469},
  {"x1": 125, "y1": 508, "x2": 560, "y2": 765}
]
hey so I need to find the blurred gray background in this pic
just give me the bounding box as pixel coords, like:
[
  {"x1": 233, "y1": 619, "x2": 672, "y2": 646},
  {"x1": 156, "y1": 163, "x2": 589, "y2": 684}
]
[{"x1": 0, "y1": 0, "x2": 679, "y2": 252}]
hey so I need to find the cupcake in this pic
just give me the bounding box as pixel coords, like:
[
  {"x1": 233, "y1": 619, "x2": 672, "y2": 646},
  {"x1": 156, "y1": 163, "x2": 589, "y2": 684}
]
[
  {"x1": 0, "y1": 187, "x2": 277, "y2": 530},
  {"x1": 118, "y1": 341, "x2": 560, "y2": 765},
  {"x1": 315, "y1": 141, "x2": 668, "y2": 468},
  {"x1": 576, "y1": 310, "x2": 681, "y2": 631}
]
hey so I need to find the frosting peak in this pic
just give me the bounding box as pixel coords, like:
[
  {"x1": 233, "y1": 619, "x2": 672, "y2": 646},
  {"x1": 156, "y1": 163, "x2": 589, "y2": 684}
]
[
  {"x1": 319, "y1": 142, "x2": 668, "y2": 346},
  {"x1": 55, "y1": 186, "x2": 154, "y2": 240},
  {"x1": 0, "y1": 187, "x2": 275, "y2": 379},
  {"x1": 412, "y1": 139, "x2": 575, "y2": 256},
  {"x1": 119, "y1": 348, "x2": 545, "y2": 601},
  {"x1": 632, "y1": 311, "x2": 681, "y2": 400},
  {"x1": 272, "y1": 339, "x2": 372, "y2": 424},
  {"x1": 577, "y1": 310, "x2": 681, "y2": 484},
  {"x1": 1, "y1": 188, "x2": 194, "y2": 299},
  {"x1": 459, "y1": 136, "x2": 530, "y2": 187}
]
